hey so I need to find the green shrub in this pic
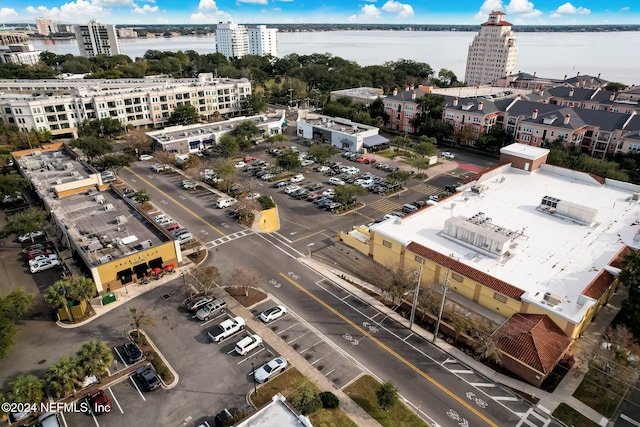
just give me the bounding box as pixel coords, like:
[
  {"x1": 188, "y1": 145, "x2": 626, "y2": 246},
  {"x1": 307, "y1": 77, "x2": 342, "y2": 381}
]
[
  {"x1": 151, "y1": 357, "x2": 169, "y2": 380},
  {"x1": 258, "y1": 195, "x2": 275, "y2": 210},
  {"x1": 320, "y1": 391, "x2": 340, "y2": 409}
]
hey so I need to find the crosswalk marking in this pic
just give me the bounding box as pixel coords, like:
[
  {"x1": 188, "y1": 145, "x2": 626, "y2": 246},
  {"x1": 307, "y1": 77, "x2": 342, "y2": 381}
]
[
  {"x1": 206, "y1": 230, "x2": 253, "y2": 248},
  {"x1": 367, "y1": 199, "x2": 403, "y2": 214},
  {"x1": 410, "y1": 183, "x2": 444, "y2": 196}
]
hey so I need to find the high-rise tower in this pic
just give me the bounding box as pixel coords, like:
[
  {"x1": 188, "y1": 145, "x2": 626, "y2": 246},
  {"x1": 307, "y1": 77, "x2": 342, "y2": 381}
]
[{"x1": 74, "y1": 20, "x2": 120, "y2": 58}]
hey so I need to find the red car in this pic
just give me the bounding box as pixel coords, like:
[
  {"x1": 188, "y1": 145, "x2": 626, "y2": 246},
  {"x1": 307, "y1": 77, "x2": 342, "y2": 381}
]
[
  {"x1": 164, "y1": 223, "x2": 181, "y2": 232},
  {"x1": 243, "y1": 156, "x2": 257, "y2": 162},
  {"x1": 356, "y1": 156, "x2": 376, "y2": 164},
  {"x1": 86, "y1": 389, "x2": 111, "y2": 414},
  {"x1": 26, "y1": 249, "x2": 54, "y2": 260}
]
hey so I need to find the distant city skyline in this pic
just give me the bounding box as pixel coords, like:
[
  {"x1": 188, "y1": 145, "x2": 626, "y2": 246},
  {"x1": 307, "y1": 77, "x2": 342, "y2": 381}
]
[{"x1": 0, "y1": 0, "x2": 637, "y2": 26}]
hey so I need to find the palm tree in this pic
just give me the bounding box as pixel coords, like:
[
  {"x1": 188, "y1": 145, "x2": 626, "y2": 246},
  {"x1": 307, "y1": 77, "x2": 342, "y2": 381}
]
[
  {"x1": 46, "y1": 356, "x2": 82, "y2": 398},
  {"x1": 10, "y1": 375, "x2": 44, "y2": 404},
  {"x1": 478, "y1": 337, "x2": 502, "y2": 365},
  {"x1": 75, "y1": 340, "x2": 113, "y2": 378}
]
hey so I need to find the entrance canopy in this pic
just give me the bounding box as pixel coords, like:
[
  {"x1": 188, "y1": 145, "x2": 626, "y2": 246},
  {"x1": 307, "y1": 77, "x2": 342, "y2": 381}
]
[{"x1": 363, "y1": 134, "x2": 390, "y2": 148}]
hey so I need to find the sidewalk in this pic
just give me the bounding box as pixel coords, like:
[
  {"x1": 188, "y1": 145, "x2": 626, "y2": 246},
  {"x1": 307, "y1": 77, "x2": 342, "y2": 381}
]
[
  {"x1": 366, "y1": 150, "x2": 460, "y2": 180},
  {"x1": 299, "y1": 256, "x2": 615, "y2": 427}
]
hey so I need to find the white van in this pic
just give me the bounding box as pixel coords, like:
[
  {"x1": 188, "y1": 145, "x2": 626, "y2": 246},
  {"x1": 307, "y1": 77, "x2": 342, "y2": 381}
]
[{"x1": 216, "y1": 198, "x2": 237, "y2": 209}]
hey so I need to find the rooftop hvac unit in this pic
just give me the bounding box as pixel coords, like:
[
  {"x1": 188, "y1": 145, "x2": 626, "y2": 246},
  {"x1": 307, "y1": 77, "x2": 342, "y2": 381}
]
[
  {"x1": 104, "y1": 203, "x2": 115, "y2": 211},
  {"x1": 32, "y1": 151, "x2": 41, "y2": 156},
  {"x1": 633, "y1": 192, "x2": 640, "y2": 201},
  {"x1": 471, "y1": 184, "x2": 487, "y2": 194},
  {"x1": 53, "y1": 152, "x2": 62, "y2": 158},
  {"x1": 95, "y1": 194, "x2": 105, "y2": 204},
  {"x1": 544, "y1": 292, "x2": 562, "y2": 305},
  {"x1": 64, "y1": 162, "x2": 74, "y2": 170},
  {"x1": 116, "y1": 215, "x2": 127, "y2": 224},
  {"x1": 86, "y1": 188, "x2": 98, "y2": 195}
]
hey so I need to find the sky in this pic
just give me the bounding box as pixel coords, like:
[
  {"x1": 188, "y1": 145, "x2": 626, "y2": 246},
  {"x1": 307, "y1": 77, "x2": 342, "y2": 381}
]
[{"x1": 0, "y1": 0, "x2": 637, "y2": 26}]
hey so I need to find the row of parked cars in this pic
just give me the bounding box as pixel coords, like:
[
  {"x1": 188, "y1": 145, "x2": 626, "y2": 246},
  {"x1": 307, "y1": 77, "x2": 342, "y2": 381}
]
[
  {"x1": 22, "y1": 241, "x2": 63, "y2": 273},
  {"x1": 152, "y1": 213, "x2": 193, "y2": 244}
]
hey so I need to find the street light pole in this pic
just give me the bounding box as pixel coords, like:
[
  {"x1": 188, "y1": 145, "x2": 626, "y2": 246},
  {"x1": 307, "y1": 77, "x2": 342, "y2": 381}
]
[
  {"x1": 409, "y1": 259, "x2": 424, "y2": 331},
  {"x1": 251, "y1": 362, "x2": 258, "y2": 397},
  {"x1": 433, "y1": 265, "x2": 452, "y2": 344}
]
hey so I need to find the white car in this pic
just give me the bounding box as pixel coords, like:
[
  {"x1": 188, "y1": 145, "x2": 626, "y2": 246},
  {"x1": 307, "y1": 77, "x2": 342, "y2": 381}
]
[
  {"x1": 30, "y1": 258, "x2": 61, "y2": 273},
  {"x1": 234, "y1": 334, "x2": 263, "y2": 356},
  {"x1": 139, "y1": 154, "x2": 153, "y2": 161},
  {"x1": 216, "y1": 198, "x2": 237, "y2": 209},
  {"x1": 235, "y1": 161, "x2": 246, "y2": 168},
  {"x1": 29, "y1": 254, "x2": 59, "y2": 266},
  {"x1": 259, "y1": 305, "x2": 287, "y2": 323},
  {"x1": 246, "y1": 192, "x2": 261, "y2": 200},
  {"x1": 322, "y1": 188, "x2": 336, "y2": 198},
  {"x1": 284, "y1": 185, "x2": 301, "y2": 194},
  {"x1": 181, "y1": 180, "x2": 198, "y2": 190},
  {"x1": 289, "y1": 174, "x2": 305, "y2": 183},
  {"x1": 18, "y1": 231, "x2": 45, "y2": 242},
  {"x1": 316, "y1": 165, "x2": 330, "y2": 173},
  {"x1": 441, "y1": 152, "x2": 455, "y2": 159},
  {"x1": 260, "y1": 173, "x2": 275, "y2": 181},
  {"x1": 176, "y1": 232, "x2": 194, "y2": 244},
  {"x1": 328, "y1": 177, "x2": 345, "y2": 186},
  {"x1": 301, "y1": 159, "x2": 315, "y2": 167},
  {"x1": 152, "y1": 163, "x2": 167, "y2": 172},
  {"x1": 254, "y1": 357, "x2": 288, "y2": 383}
]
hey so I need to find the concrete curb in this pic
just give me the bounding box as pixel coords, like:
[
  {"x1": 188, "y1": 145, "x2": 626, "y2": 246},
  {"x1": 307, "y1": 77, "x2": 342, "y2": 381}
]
[{"x1": 129, "y1": 329, "x2": 180, "y2": 389}]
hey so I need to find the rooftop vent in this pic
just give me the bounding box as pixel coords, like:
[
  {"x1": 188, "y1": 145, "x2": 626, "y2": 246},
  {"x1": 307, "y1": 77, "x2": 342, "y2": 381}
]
[
  {"x1": 544, "y1": 292, "x2": 562, "y2": 305},
  {"x1": 104, "y1": 203, "x2": 115, "y2": 211},
  {"x1": 95, "y1": 194, "x2": 105, "y2": 204},
  {"x1": 116, "y1": 215, "x2": 127, "y2": 224}
]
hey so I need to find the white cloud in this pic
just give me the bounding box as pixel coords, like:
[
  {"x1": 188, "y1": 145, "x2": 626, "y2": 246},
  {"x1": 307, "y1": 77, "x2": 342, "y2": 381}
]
[
  {"x1": 620, "y1": 7, "x2": 630, "y2": 12},
  {"x1": 381, "y1": 0, "x2": 414, "y2": 18},
  {"x1": 505, "y1": 0, "x2": 541, "y2": 17},
  {"x1": 474, "y1": 0, "x2": 503, "y2": 20},
  {"x1": 275, "y1": 0, "x2": 294, "y2": 2},
  {"x1": 362, "y1": 4, "x2": 381, "y2": 18},
  {"x1": 347, "y1": 14, "x2": 357, "y2": 22},
  {"x1": 190, "y1": 0, "x2": 231, "y2": 23},
  {"x1": 132, "y1": 3, "x2": 158, "y2": 13},
  {"x1": 190, "y1": 12, "x2": 207, "y2": 22},
  {"x1": 25, "y1": 0, "x2": 108, "y2": 21},
  {"x1": 552, "y1": 2, "x2": 590, "y2": 17},
  {"x1": 93, "y1": 0, "x2": 133, "y2": 6},
  {"x1": 237, "y1": 0, "x2": 268, "y2": 4},
  {"x1": 0, "y1": 7, "x2": 18, "y2": 18}
]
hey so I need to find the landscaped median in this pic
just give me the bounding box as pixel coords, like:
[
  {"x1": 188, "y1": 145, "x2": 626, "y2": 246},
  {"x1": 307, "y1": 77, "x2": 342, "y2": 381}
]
[{"x1": 129, "y1": 329, "x2": 178, "y2": 388}]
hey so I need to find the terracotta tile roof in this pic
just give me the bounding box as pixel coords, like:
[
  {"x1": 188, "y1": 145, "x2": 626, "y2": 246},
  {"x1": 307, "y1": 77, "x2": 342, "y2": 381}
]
[
  {"x1": 582, "y1": 270, "x2": 615, "y2": 300},
  {"x1": 406, "y1": 242, "x2": 524, "y2": 300},
  {"x1": 609, "y1": 245, "x2": 632, "y2": 269},
  {"x1": 493, "y1": 314, "x2": 572, "y2": 374},
  {"x1": 459, "y1": 164, "x2": 507, "y2": 185}
]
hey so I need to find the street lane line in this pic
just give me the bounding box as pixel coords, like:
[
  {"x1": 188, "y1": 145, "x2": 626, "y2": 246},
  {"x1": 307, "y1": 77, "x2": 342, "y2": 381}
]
[
  {"x1": 129, "y1": 376, "x2": 146, "y2": 401},
  {"x1": 279, "y1": 272, "x2": 498, "y2": 427},
  {"x1": 124, "y1": 167, "x2": 225, "y2": 237},
  {"x1": 108, "y1": 387, "x2": 124, "y2": 414},
  {"x1": 254, "y1": 232, "x2": 298, "y2": 259}
]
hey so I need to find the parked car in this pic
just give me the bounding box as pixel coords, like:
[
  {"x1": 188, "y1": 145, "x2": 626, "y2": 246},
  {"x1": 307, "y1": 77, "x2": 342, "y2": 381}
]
[
  {"x1": 30, "y1": 258, "x2": 61, "y2": 273},
  {"x1": 235, "y1": 161, "x2": 246, "y2": 168},
  {"x1": 259, "y1": 305, "x2": 287, "y2": 323},
  {"x1": 29, "y1": 254, "x2": 59, "y2": 266},
  {"x1": 165, "y1": 223, "x2": 181, "y2": 232},
  {"x1": 139, "y1": 154, "x2": 153, "y2": 161},
  {"x1": 441, "y1": 152, "x2": 455, "y2": 159},
  {"x1": 195, "y1": 298, "x2": 227, "y2": 321},
  {"x1": 86, "y1": 389, "x2": 112, "y2": 414},
  {"x1": 284, "y1": 185, "x2": 301, "y2": 194},
  {"x1": 37, "y1": 413, "x2": 61, "y2": 427},
  {"x1": 26, "y1": 249, "x2": 55, "y2": 260},
  {"x1": 300, "y1": 159, "x2": 315, "y2": 167},
  {"x1": 181, "y1": 180, "x2": 198, "y2": 190},
  {"x1": 152, "y1": 163, "x2": 167, "y2": 172},
  {"x1": 18, "y1": 230, "x2": 45, "y2": 242},
  {"x1": 246, "y1": 192, "x2": 261, "y2": 200},
  {"x1": 356, "y1": 156, "x2": 376, "y2": 164},
  {"x1": 316, "y1": 165, "x2": 330, "y2": 173},
  {"x1": 176, "y1": 232, "x2": 194, "y2": 244},
  {"x1": 185, "y1": 295, "x2": 213, "y2": 312},
  {"x1": 216, "y1": 198, "x2": 237, "y2": 209},
  {"x1": 289, "y1": 174, "x2": 305, "y2": 183},
  {"x1": 234, "y1": 334, "x2": 263, "y2": 356},
  {"x1": 136, "y1": 365, "x2": 161, "y2": 391},
  {"x1": 123, "y1": 340, "x2": 143, "y2": 362},
  {"x1": 328, "y1": 177, "x2": 345, "y2": 186},
  {"x1": 254, "y1": 357, "x2": 288, "y2": 383},
  {"x1": 307, "y1": 182, "x2": 323, "y2": 191},
  {"x1": 243, "y1": 156, "x2": 257, "y2": 162},
  {"x1": 272, "y1": 181, "x2": 287, "y2": 188},
  {"x1": 322, "y1": 189, "x2": 336, "y2": 198}
]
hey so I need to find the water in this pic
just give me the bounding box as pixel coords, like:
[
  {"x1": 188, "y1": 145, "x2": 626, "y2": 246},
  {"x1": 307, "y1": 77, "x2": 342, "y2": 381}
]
[{"x1": 30, "y1": 31, "x2": 640, "y2": 85}]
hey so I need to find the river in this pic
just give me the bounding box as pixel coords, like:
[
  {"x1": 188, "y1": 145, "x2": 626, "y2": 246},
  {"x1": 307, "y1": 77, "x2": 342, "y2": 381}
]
[{"x1": 30, "y1": 31, "x2": 640, "y2": 85}]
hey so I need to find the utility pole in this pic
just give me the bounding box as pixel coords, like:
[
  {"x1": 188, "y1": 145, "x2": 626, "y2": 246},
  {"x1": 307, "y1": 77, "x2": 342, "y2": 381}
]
[
  {"x1": 433, "y1": 259, "x2": 453, "y2": 344},
  {"x1": 409, "y1": 259, "x2": 424, "y2": 331}
]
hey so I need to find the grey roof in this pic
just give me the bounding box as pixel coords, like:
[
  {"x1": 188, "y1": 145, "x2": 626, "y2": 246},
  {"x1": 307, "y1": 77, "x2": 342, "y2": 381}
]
[
  {"x1": 565, "y1": 74, "x2": 608, "y2": 87},
  {"x1": 385, "y1": 89, "x2": 428, "y2": 103}
]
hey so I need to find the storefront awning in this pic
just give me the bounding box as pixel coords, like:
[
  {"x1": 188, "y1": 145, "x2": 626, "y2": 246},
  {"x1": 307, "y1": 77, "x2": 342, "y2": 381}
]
[{"x1": 363, "y1": 134, "x2": 390, "y2": 148}]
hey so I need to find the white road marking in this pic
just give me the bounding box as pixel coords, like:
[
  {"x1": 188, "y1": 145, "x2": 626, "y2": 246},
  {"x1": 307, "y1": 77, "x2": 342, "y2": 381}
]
[
  {"x1": 129, "y1": 376, "x2": 146, "y2": 401},
  {"x1": 469, "y1": 382, "x2": 495, "y2": 387},
  {"x1": 311, "y1": 354, "x2": 330, "y2": 365},
  {"x1": 449, "y1": 369, "x2": 474, "y2": 374},
  {"x1": 403, "y1": 333, "x2": 414, "y2": 341},
  {"x1": 287, "y1": 331, "x2": 310, "y2": 344},
  {"x1": 620, "y1": 414, "x2": 640, "y2": 427},
  {"x1": 324, "y1": 368, "x2": 336, "y2": 376},
  {"x1": 236, "y1": 347, "x2": 266, "y2": 364},
  {"x1": 492, "y1": 396, "x2": 519, "y2": 401},
  {"x1": 113, "y1": 347, "x2": 128, "y2": 367},
  {"x1": 59, "y1": 412, "x2": 69, "y2": 427},
  {"x1": 200, "y1": 313, "x2": 225, "y2": 327},
  {"x1": 299, "y1": 340, "x2": 324, "y2": 354},
  {"x1": 108, "y1": 387, "x2": 124, "y2": 414},
  {"x1": 276, "y1": 324, "x2": 298, "y2": 335},
  {"x1": 89, "y1": 405, "x2": 99, "y2": 426}
]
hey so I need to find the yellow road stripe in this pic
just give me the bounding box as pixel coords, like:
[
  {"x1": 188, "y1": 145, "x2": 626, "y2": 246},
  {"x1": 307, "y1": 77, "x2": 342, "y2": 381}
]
[
  {"x1": 291, "y1": 229, "x2": 327, "y2": 243},
  {"x1": 125, "y1": 167, "x2": 226, "y2": 237},
  {"x1": 279, "y1": 272, "x2": 498, "y2": 427}
]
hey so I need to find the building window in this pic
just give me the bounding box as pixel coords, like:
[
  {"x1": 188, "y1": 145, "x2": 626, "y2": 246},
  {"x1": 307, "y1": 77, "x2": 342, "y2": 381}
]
[
  {"x1": 414, "y1": 255, "x2": 423, "y2": 263},
  {"x1": 382, "y1": 240, "x2": 392, "y2": 248},
  {"x1": 493, "y1": 293, "x2": 507, "y2": 303},
  {"x1": 451, "y1": 273, "x2": 463, "y2": 282}
]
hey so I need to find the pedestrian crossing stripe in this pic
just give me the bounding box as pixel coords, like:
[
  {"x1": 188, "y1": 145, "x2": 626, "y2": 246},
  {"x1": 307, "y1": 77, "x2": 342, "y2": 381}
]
[
  {"x1": 367, "y1": 199, "x2": 403, "y2": 214},
  {"x1": 206, "y1": 230, "x2": 253, "y2": 247},
  {"x1": 411, "y1": 183, "x2": 443, "y2": 195}
]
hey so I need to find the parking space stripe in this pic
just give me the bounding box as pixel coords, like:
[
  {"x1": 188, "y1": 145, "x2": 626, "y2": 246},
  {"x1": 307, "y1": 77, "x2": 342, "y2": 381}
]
[
  {"x1": 129, "y1": 376, "x2": 146, "y2": 401},
  {"x1": 311, "y1": 353, "x2": 330, "y2": 365},
  {"x1": 59, "y1": 412, "x2": 69, "y2": 427},
  {"x1": 299, "y1": 340, "x2": 324, "y2": 354},
  {"x1": 276, "y1": 323, "x2": 297, "y2": 335},
  {"x1": 450, "y1": 369, "x2": 474, "y2": 374},
  {"x1": 236, "y1": 347, "x2": 266, "y2": 364},
  {"x1": 287, "y1": 331, "x2": 310, "y2": 344},
  {"x1": 89, "y1": 407, "x2": 99, "y2": 427},
  {"x1": 108, "y1": 387, "x2": 124, "y2": 414},
  {"x1": 113, "y1": 347, "x2": 128, "y2": 367}
]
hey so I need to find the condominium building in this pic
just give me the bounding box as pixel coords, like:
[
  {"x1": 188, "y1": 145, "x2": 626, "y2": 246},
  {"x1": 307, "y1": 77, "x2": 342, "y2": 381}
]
[
  {"x1": 0, "y1": 73, "x2": 251, "y2": 138},
  {"x1": 216, "y1": 21, "x2": 248, "y2": 59},
  {"x1": 465, "y1": 11, "x2": 517, "y2": 87},
  {"x1": 35, "y1": 17, "x2": 56, "y2": 36},
  {"x1": 248, "y1": 25, "x2": 278, "y2": 57},
  {"x1": 0, "y1": 44, "x2": 42, "y2": 66},
  {"x1": 74, "y1": 20, "x2": 120, "y2": 58},
  {"x1": 117, "y1": 27, "x2": 138, "y2": 39},
  {"x1": 0, "y1": 32, "x2": 30, "y2": 46}
]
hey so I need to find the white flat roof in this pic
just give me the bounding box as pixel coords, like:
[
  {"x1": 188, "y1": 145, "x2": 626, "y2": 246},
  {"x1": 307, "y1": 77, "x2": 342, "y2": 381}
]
[
  {"x1": 500, "y1": 143, "x2": 550, "y2": 161},
  {"x1": 372, "y1": 164, "x2": 640, "y2": 324}
]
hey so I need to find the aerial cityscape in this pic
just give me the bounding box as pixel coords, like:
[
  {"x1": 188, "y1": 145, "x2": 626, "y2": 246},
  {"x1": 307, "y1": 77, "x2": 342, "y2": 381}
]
[{"x1": 0, "y1": 2, "x2": 639, "y2": 427}]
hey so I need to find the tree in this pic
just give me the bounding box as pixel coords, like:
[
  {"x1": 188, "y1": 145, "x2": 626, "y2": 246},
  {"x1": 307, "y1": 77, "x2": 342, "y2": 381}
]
[
  {"x1": 45, "y1": 277, "x2": 96, "y2": 310},
  {"x1": 75, "y1": 340, "x2": 113, "y2": 378},
  {"x1": 619, "y1": 251, "x2": 640, "y2": 337},
  {"x1": 387, "y1": 170, "x2": 413, "y2": 188},
  {"x1": 153, "y1": 150, "x2": 176, "y2": 167},
  {"x1": 277, "y1": 149, "x2": 302, "y2": 171},
  {"x1": 307, "y1": 144, "x2": 339, "y2": 164},
  {"x1": 216, "y1": 134, "x2": 239, "y2": 158},
  {"x1": 604, "y1": 82, "x2": 627, "y2": 92},
  {"x1": 133, "y1": 189, "x2": 151, "y2": 205},
  {"x1": 0, "y1": 318, "x2": 19, "y2": 359},
  {"x1": 230, "y1": 120, "x2": 260, "y2": 151},
  {"x1": 477, "y1": 336, "x2": 503, "y2": 365},
  {"x1": 69, "y1": 136, "x2": 113, "y2": 161},
  {"x1": 128, "y1": 307, "x2": 156, "y2": 334},
  {"x1": 190, "y1": 265, "x2": 220, "y2": 296},
  {"x1": 394, "y1": 134, "x2": 411, "y2": 151},
  {"x1": 376, "y1": 380, "x2": 398, "y2": 411},
  {"x1": 167, "y1": 104, "x2": 200, "y2": 126},
  {"x1": 0, "y1": 288, "x2": 33, "y2": 321},
  {"x1": 46, "y1": 356, "x2": 81, "y2": 398},
  {"x1": 123, "y1": 129, "x2": 153, "y2": 155},
  {"x1": 92, "y1": 153, "x2": 134, "y2": 174},
  {"x1": 9, "y1": 375, "x2": 44, "y2": 404},
  {"x1": 333, "y1": 184, "x2": 367, "y2": 207},
  {"x1": 414, "y1": 137, "x2": 437, "y2": 157},
  {"x1": 78, "y1": 118, "x2": 124, "y2": 140},
  {"x1": 230, "y1": 267, "x2": 263, "y2": 297},
  {"x1": 211, "y1": 158, "x2": 236, "y2": 183},
  {"x1": 288, "y1": 377, "x2": 322, "y2": 415},
  {"x1": 454, "y1": 125, "x2": 481, "y2": 146},
  {"x1": 0, "y1": 175, "x2": 27, "y2": 201},
  {"x1": 1, "y1": 208, "x2": 47, "y2": 241}
]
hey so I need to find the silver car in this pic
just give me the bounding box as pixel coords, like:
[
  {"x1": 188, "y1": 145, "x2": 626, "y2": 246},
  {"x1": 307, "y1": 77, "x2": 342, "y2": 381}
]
[{"x1": 254, "y1": 357, "x2": 288, "y2": 383}]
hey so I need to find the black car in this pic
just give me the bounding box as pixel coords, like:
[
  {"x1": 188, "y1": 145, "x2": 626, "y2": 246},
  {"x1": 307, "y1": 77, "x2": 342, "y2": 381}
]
[
  {"x1": 22, "y1": 241, "x2": 55, "y2": 253},
  {"x1": 136, "y1": 365, "x2": 161, "y2": 391},
  {"x1": 123, "y1": 340, "x2": 143, "y2": 363},
  {"x1": 272, "y1": 181, "x2": 287, "y2": 188}
]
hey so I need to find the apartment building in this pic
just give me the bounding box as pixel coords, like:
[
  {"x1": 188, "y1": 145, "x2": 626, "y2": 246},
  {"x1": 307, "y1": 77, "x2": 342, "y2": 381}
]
[
  {"x1": 330, "y1": 87, "x2": 384, "y2": 105},
  {"x1": 74, "y1": 20, "x2": 120, "y2": 58},
  {"x1": 383, "y1": 84, "x2": 426, "y2": 133},
  {"x1": 0, "y1": 44, "x2": 42, "y2": 66},
  {"x1": 339, "y1": 144, "x2": 636, "y2": 385},
  {"x1": 117, "y1": 27, "x2": 138, "y2": 39},
  {"x1": 35, "y1": 18, "x2": 56, "y2": 36},
  {"x1": 248, "y1": 25, "x2": 278, "y2": 57},
  {"x1": 0, "y1": 73, "x2": 251, "y2": 138},
  {"x1": 215, "y1": 21, "x2": 249, "y2": 59},
  {"x1": 495, "y1": 72, "x2": 609, "y2": 91},
  {"x1": 465, "y1": 11, "x2": 518, "y2": 87},
  {"x1": 0, "y1": 32, "x2": 30, "y2": 45}
]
